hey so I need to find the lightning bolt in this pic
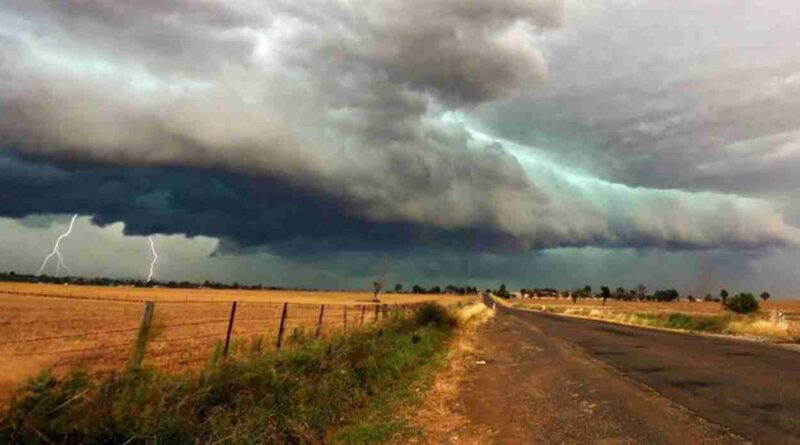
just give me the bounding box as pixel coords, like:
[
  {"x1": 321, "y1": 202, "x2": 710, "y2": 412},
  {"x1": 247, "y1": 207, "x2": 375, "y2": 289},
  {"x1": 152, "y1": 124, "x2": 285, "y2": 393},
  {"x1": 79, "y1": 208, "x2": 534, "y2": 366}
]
[
  {"x1": 147, "y1": 235, "x2": 158, "y2": 282},
  {"x1": 38, "y1": 214, "x2": 78, "y2": 276}
]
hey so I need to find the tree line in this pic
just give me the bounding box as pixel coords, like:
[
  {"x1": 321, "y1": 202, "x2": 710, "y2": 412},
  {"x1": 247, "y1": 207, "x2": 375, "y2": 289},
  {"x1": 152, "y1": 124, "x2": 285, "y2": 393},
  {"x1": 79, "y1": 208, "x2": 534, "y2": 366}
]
[{"x1": 493, "y1": 283, "x2": 771, "y2": 314}]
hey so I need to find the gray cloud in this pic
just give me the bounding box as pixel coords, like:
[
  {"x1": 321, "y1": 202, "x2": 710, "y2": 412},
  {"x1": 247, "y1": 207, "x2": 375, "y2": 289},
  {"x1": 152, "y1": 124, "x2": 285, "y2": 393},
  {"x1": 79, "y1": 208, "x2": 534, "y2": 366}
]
[{"x1": 1, "y1": 0, "x2": 799, "y2": 254}]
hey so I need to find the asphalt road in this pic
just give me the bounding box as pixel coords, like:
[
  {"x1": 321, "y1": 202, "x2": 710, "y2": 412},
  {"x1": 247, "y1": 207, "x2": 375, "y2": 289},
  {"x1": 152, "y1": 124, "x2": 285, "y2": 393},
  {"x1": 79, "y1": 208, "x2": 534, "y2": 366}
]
[{"x1": 477, "y1": 298, "x2": 800, "y2": 444}]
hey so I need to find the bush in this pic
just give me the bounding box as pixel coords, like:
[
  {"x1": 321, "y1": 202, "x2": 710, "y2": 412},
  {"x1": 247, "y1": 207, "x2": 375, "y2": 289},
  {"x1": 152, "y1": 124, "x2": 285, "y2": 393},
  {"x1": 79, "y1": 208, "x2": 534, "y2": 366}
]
[
  {"x1": 665, "y1": 313, "x2": 728, "y2": 332},
  {"x1": 414, "y1": 303, "x2": 457, "y2": 328},
  {"x1": 724, "y1": 293, "x2": 760, "y2": 314}
]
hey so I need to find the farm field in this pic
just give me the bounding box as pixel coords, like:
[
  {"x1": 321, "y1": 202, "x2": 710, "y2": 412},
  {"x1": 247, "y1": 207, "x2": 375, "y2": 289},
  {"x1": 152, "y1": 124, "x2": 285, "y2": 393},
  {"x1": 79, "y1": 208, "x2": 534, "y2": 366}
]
[
  {"x1": 512, "y1": 297, "x2": 800, "y2": 315},
  {"x1": 0, "y1": 282, "x2": 474, "y2": 402}
]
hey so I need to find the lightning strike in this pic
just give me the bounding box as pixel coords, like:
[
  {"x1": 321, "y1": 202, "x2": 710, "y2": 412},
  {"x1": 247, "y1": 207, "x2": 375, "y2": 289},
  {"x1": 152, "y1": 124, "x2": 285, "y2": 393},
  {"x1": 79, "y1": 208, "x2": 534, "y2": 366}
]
[
  {"x1": 38, "y1": 214, "x2": 78, "y2": 276},
  {"x1": 147, "y1": 235, "x2": 159, "y2": 282}
]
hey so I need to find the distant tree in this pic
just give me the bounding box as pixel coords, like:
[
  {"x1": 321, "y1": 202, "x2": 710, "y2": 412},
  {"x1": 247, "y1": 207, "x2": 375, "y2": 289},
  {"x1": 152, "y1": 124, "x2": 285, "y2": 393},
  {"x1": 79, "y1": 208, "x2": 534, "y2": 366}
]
[
  {"x1": 635, "y1": 284, "x2": 647, "y2": 301},
  {"x1": 687, "y1": 295, "x2": 697, "y2": 303},
  {"x1": 600, "y1": 286, "x2": 611, "y2": 306},
  {"x1": 724, "y1": 293, "x2": 759, "y2": 314},
  {"x1": 583, "y1": 285, "x2": 592, "y2": 295},
  {"x1": 704, "y1": 294, "x2": 713, "y2": 302},
  {"x1": 720, "y1": 289, "x2": 729, "y2": 304},
  {"x1": 431, "y1": 285, "x2": 442, "y2": 294},
  {"x1": 614, "y1": 287, "x2": 625, "y2": 300},
  {"x1": 653, "y1": 289, "x2": 679, "y2": 302},
  {"x1": 412, "y1": 284, "x2": 425, "y2": 294},
  {"x1": 760, "y1": 291, "x2": 770, "y2": 302},
  {"x1": 496, "y1": 283, "x2": 511, "y2": 299},
  {"x1": 394, "y1": 283, "x2": 403, "y2": 293}
]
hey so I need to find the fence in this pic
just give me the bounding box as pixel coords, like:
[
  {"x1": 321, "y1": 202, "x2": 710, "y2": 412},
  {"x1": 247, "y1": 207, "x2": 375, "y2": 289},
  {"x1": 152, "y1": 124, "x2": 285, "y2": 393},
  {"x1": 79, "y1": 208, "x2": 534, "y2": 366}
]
[{"x1": 0, "y1": 291, "x2": 426, "y2": 387}]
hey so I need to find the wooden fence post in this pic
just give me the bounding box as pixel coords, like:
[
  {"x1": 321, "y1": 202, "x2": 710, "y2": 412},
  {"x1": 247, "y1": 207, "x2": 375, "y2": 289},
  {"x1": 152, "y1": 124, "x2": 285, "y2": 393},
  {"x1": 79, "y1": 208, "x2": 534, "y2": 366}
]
[
  {"x1": 315, "y1": 304, "x2": 325, "y2": 338},
  {"x1": 343, "y1": 305, "x2": 348, "y2": 333},
  {"x1": 360, "y1": 305, "x2": 366, "y2": 325},
  {"x1": 276, "y1": 302, "x2": 289, "y2": 350},
  {"x1": 222, "y1": 301, "x2": 238, "y2": 357},
  {"x1": 374, "y1": 304, "x2": 379, "y2": 322},
  {"x1": 130, "y1": 301, "x2": 155, "y2": 370}
]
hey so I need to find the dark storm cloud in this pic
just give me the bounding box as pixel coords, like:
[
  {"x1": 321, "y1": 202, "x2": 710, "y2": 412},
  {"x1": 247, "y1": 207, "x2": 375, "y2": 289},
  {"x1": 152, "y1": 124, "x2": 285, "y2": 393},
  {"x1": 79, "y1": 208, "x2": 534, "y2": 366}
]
[
  {"x1": 1, "y1": 0, "x2": 799, "y2": 254},
  {"x1": 0, "y1": 152, "x2": 536, "y2": 255}
]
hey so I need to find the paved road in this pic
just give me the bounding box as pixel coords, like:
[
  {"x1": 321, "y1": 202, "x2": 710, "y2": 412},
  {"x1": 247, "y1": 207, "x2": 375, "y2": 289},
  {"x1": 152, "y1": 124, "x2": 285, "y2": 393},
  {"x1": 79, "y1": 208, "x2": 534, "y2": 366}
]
[{"x1": 462, "y1": 297, "x2": 800, "y2": 444}]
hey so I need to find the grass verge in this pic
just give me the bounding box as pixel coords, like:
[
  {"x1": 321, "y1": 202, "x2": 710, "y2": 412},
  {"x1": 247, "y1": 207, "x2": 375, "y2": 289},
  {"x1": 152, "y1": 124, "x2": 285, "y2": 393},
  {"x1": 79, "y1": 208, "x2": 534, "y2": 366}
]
[
  {"x1": 518, "y1": 304, "x2": 794, "y2": 342},
  {"x1": 0, "y1": 303, "x2": 457, "y2": 444}
]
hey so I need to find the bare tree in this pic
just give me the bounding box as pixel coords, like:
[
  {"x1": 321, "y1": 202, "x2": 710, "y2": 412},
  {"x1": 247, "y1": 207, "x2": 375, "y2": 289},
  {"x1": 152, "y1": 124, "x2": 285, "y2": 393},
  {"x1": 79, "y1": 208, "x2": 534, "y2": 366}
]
[{"x1": 372, "y1": 257, "x2": 391, "y2": 303}]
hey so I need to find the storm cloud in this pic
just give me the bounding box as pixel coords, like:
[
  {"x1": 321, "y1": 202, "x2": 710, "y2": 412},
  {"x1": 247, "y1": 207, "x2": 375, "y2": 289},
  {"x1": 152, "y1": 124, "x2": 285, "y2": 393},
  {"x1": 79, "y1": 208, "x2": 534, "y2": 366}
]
[{"x1": 1, "y1": 0, "x2": 799, "y2": 262}]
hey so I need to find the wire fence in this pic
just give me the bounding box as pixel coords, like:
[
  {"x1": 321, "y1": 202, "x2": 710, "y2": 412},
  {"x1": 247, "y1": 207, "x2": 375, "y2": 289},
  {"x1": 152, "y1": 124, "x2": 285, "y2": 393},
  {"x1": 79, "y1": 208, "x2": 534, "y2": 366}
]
[{"x1": 0, "y1": 291, "x2": 427, "y2": 384}]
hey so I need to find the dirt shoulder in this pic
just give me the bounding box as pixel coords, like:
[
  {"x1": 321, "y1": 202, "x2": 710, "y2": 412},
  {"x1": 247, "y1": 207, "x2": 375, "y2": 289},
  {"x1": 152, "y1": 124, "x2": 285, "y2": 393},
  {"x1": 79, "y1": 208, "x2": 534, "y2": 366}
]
[
  {"x1": 458, "y1": 309, "x2": 748, "y2": 445},
  {"x1": 400, "y1": 303, "x2": 496, "y2": 445}
]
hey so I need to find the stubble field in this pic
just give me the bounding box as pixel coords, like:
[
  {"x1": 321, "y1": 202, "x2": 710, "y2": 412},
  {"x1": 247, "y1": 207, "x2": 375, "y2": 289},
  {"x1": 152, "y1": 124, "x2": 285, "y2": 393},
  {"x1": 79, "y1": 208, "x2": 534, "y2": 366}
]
[
  {"x1": 513, "y1": 297, "x2": 800, "y2": 315},
  {"x1": 0, "y1": 282, "x2": 473, "y2": 401}
]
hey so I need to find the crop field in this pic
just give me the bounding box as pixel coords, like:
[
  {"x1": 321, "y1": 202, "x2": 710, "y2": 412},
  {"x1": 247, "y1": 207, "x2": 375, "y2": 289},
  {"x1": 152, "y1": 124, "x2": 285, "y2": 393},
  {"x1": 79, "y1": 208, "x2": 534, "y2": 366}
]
[{"x1": 0, "y1": 282, "x2": 474, "y2": 401}]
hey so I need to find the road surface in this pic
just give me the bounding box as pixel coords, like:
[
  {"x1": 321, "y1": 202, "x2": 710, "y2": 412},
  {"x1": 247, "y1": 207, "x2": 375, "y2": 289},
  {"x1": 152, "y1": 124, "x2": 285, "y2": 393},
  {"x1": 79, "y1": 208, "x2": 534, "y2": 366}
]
[{"x1": 459, "y1": 298, "x2": 800, "y2": 444}]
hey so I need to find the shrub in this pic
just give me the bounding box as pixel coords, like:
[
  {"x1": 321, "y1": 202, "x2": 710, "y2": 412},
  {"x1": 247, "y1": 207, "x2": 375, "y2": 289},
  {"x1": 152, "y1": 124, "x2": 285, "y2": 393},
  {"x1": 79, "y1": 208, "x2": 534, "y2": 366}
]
[
  {"x1": 665, "y1": 313, "x2": 728, "y2": 332},
  {"x1": 414, "y1": 303, "x2": 457, "y2": 328},
  {"x1": 724, "y1": 293, "x2": 760, "y2": 314}
]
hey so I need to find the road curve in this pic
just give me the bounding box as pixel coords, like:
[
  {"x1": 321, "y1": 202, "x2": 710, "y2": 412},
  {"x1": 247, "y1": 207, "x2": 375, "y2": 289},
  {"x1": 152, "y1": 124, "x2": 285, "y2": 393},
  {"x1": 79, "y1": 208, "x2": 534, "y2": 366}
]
[{"x1": 480, "y1": 297, "x2": 800, "y2": 444}]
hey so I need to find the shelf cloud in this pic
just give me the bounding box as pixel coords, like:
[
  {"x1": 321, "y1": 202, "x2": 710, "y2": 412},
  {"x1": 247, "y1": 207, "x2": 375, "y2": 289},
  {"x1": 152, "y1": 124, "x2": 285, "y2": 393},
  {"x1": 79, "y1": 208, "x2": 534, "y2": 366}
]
[{"x1": 1, "y1": 0, "x2": 799, "y2": 264}]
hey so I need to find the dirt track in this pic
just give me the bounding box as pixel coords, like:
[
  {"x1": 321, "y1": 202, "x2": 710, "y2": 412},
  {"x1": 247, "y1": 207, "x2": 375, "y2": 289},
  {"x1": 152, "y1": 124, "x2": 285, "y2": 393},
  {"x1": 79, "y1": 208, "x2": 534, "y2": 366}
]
[{"x1": 459, "y1": 299, "x2": 800, "y2": 444}]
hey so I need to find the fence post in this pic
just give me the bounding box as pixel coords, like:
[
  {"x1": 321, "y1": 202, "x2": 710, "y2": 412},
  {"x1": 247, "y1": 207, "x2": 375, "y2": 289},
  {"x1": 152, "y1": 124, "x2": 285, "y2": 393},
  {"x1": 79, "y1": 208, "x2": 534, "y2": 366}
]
[
  {"x1": 374, "y1": 304, "x2": 379, "y2": 322},
  {"x1": 360, "y1": 305, "x2": 366, "y2": 325},
  {"x1": 130, "y1": 301, "x2": 155, "y2": 370},
  {"x1": 316, "y1": 304, "x2": 325, "y2": 338},
  {"x1": 276, "y1": 302, "x2": 289, "y2": 350},
  {"x1": 343, "y1": 305, "x2": 348, "y2": 333},
  {"x1": 223, "y1": 301, "x2": 238, "y2": 357}
]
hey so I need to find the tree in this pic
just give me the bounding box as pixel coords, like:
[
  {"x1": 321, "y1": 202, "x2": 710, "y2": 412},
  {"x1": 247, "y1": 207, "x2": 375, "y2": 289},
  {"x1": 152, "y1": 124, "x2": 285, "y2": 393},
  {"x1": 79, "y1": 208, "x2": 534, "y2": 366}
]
[
  {"x1": 583, "y1": 285, "x2": 592, "y2": 296},
  {"x1": 653, "y1": 289, "x2": 679, "y2": 302},
  {"x1": 600, "y1": 286, "x2": 611, "y2": 305},
  {"x1": 614, "y1": 287, "x2": 625, "y2": 300},
  {"x1": 720, "y1": 289, "x2": 729, "y2": 304},
  {"x1": 635, "y1": 284, "x2": 647, "y2": 301},
  {"x1": 394, "y1": 283, "x2": 403, "y2": 293},
  {"x1": 687, "y1": 295, "x2": 697, "y2": 302},
  {"x1": 760, "y1": 291, "x2": 770, "y2": 302},
  {"x1": 724, "y1": 293, "x2": 759, "y2": 314},
  {"x1": 496, "y1": 283, "x2": 511, "y2": 299},
  {"x1": 704, "y1": 294, "x2": 713, "y2": 302}
]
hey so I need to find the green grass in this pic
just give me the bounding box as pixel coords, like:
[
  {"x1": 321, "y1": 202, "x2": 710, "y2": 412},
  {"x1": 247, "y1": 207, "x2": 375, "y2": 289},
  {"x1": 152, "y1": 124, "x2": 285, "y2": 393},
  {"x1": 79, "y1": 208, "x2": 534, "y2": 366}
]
[
  {"x1": 0, "y1": 304, "x2": 457, "y2": 445},
  {"x1": 664, "y1": 313, "x2": 729, "y2": 332}
]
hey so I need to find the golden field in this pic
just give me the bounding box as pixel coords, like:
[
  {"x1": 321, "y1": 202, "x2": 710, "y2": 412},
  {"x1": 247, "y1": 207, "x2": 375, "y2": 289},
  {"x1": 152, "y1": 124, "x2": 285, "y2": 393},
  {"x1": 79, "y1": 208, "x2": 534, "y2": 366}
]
[
  {"x1": 510, "y1": 297, "x2": 800, "y2": 342},
  {"x1": 0, "y1": 282, "x2": 474, "y2": 401},
  {"x1": 512, "y1": 297, "x2": 800, "y2": 315}
]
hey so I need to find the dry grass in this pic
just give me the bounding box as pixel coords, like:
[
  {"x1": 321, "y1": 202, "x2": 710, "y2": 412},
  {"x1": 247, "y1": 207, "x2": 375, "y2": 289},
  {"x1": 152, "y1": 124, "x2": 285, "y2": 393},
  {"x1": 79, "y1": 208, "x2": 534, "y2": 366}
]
[
  {"x1": 0, "y1": 282, "x2": 473, "y2": 402},
  {"x1": 401, "y1": 302, "x2": 495, "y2": 445},
  {"x1": 514, "y1": 298, "x2": 800, "y2": 342},
  {"x1": 514, "y1": 297, "x2": 800, "y2": 316},
  {"x1": 727, "y1": 319, "x2": 792, "y2": 339}
]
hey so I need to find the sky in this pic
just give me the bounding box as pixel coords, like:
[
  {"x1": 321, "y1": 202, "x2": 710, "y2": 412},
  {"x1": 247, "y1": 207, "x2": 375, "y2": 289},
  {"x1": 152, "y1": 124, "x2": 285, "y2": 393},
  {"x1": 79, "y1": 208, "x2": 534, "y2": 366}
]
[{"x1": 1, "y1": 0, "x2": 799, "y2": 296}]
